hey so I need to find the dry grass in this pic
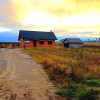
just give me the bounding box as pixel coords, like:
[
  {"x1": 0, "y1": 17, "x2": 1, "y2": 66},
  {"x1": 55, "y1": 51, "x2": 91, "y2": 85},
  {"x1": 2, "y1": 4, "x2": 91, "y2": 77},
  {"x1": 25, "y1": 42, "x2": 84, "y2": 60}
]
[
  {"x1": 21, "y1": 47, "x2": 100, "y2": 99},
  {"x1": 83, "y1": 44, "x2": 100, "y2": 48},
  {"x1": 21, "y1": 48, "x2": 100, "y2": 82}
]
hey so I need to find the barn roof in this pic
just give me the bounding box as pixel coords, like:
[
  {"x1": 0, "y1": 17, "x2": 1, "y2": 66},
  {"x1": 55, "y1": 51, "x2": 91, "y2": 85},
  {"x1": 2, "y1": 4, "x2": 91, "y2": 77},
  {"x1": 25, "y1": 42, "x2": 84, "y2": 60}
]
[
  {"x1": 18, "y1": 30, "x2": 57, "y2": 41},
  {"x1": 60, "y1": 39, "x2": 65, "y2": 42},
  {"x1": 63, "y1": 38, "x2": 83, "y2": 44}
]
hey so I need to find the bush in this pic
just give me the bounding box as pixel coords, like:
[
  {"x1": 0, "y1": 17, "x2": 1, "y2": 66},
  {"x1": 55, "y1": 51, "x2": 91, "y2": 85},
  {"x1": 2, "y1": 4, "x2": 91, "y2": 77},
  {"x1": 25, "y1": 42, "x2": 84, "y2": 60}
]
[
  {"x1": 82, "y1": 79, "x2": 100, "y2": 87},
  {"x1": 56, "y1": 89, "x2": 75, "y2": 98},
  {"x1": 77, "y1": 89, "x2": 99, "y2": 100},
  {"x1": 69, "y1": 83, "x2": 78, "y2": 91}
]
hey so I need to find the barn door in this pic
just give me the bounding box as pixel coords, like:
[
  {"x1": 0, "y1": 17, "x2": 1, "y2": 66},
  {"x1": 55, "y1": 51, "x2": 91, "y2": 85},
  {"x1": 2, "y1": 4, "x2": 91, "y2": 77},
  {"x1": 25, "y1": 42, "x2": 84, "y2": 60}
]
[
  {"x1": 64, "y1": 43, "x2": 69, "y2": 48},
  {"x1": 34, "y1": 41, "x2": 36, "y2": 47}
]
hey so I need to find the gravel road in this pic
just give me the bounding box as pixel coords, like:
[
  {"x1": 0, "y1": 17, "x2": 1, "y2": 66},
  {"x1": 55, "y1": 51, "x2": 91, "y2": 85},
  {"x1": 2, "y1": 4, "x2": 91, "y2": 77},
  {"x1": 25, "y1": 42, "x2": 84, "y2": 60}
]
[{"x1": 0, "y1": 48, "x2": 65, "y2": 100}]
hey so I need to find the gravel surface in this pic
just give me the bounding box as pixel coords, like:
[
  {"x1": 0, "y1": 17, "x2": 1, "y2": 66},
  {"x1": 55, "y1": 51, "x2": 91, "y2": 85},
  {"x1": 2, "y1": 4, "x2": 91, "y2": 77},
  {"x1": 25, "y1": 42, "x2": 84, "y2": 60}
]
[
  {"x1": 0, "y1": 48, "x2": 65, "y2": 100},
  {"x1": 0, "y1": 60, "x2": 7, "y2": 74},
  {"x1": 0, "y1": 60, "x2": 7, "y2": 67},
  {"x1": 0, "y1": 49, "x2": 7, "y2": 75}
]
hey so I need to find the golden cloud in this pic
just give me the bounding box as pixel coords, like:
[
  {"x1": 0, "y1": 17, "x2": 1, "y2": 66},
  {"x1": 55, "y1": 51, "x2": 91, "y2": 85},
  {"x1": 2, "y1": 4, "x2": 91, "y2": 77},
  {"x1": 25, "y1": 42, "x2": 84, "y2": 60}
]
[{"x1": 0, "y1": 0, "x2": 100, "y2": 37}]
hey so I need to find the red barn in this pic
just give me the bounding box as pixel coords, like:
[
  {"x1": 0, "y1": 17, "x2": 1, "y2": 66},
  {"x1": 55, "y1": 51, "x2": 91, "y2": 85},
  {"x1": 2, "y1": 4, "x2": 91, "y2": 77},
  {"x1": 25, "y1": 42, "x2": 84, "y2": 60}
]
[{"x1": 18, "y1": 30, "x2": 57, "y2": 48}]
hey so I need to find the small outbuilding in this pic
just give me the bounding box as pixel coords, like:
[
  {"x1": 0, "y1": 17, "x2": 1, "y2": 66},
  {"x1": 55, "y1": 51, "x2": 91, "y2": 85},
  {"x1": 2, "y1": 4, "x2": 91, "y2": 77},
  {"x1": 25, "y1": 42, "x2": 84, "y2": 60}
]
[
  {"x1": 63, "y1": 38, "x2": 83, "y2": 48},
  {"x1": 18, "y1": 30, "x2": 57, "y2": 48}
]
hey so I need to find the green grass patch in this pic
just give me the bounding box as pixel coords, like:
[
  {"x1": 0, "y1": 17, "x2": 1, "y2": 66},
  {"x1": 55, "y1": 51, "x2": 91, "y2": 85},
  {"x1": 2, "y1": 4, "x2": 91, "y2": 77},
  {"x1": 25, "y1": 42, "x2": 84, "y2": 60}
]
[{"x1": 82, "y1": 79, "x2": 100, "y2": 87}]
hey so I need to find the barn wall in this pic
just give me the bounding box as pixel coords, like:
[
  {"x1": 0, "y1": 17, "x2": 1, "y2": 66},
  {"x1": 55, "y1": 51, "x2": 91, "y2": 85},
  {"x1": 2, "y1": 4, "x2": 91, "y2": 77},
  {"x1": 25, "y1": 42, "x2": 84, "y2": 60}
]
[
  {"x1": 69, "y1": 43, "x2": 83, "y2": 48},
  {"x1": 36, "y1": 40, "x2": 55, "y2": 47},
  {"x1": 25, "y1": 40, "x2": 34, "y2": 47},
  {"x1": 20, "y1": 39, "x2": 34, "y2": 47},
  {"x1": 20, "y1": 39, "x2": 25, "y2": 47},
  {"x1": 20, "y1": 39, "x2": 55, "y2": 47},
  {"x1": 64, "y1": 40, "x2": 69, "y2": 43},
  {"x1": 63, "y1": 43, "x2": 69, "y2": 48}
]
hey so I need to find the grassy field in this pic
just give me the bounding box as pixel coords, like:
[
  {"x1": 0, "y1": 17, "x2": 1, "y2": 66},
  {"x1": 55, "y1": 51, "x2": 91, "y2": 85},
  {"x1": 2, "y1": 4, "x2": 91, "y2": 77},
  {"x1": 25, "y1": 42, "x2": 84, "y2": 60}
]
[
  {"x1": 55, "y1": 42, "x2": 100, "y2": 48},
  {"x1": 21, "y1": 47, "x2": 100, "y2": 100},
  {"x1": 84, "y1": 41, "x2": 100, "y2": 44}
]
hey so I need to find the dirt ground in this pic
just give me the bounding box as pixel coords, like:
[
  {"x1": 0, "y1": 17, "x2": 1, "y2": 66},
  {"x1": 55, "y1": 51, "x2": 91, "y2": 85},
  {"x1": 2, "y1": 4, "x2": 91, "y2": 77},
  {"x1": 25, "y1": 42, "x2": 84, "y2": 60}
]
[{"x1": 0, "y1": 48, "x2": 66, "y2": 100}]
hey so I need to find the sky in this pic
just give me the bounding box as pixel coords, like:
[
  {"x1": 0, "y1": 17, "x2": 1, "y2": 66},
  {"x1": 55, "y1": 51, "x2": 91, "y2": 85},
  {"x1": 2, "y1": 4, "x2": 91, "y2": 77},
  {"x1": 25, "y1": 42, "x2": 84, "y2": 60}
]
[{"x1": 0, "y1": 0, "x2": 100, "y2": 42}]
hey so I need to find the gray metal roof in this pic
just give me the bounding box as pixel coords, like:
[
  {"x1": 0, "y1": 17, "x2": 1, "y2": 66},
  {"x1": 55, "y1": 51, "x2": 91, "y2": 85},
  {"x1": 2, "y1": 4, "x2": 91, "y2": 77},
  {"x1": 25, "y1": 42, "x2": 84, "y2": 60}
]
[
  {"x1": 60, "y1": 39, "x2": 65, "y2": 42},
  {"x1": 64, "y1": 38, "x2": 83, "y2": 44},
  {"x1": 18, "y1": 30, "x2": 57, "y2": 41}
]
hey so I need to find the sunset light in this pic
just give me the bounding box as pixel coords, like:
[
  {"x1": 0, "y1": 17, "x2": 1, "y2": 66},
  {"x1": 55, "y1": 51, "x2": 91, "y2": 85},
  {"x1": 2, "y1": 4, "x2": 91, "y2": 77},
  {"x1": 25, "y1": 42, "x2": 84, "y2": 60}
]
[
  {"x1": 0, "y1": 1, "x2": 100, "y2": 99},
  {"x1": 24, "y1": 12, "x2": 57, "y2": 26},
  {"x1": 0, "y1": 0, "x2": 100, "y2": 38}
]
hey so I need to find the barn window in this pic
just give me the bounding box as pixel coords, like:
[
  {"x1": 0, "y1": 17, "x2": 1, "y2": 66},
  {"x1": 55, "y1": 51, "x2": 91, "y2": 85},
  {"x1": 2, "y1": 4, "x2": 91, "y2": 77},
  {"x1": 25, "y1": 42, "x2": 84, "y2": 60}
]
[
  {"x1": 39, "y1": 41, "x2": 44, "y2": 44},
  {"x1": 48, "y1": 41, "x2": 52, "y2": 45},
  {"x1": 25, "y1": 41, "x2": 30, "y2": 43}
]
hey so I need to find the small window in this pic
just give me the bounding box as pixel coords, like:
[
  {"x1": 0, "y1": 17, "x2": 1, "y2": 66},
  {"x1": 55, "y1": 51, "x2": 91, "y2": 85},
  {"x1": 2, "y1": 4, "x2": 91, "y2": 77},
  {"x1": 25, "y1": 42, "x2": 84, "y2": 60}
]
[
  {"x1": 48, "y1": 41, "x2": 52, "y2": 45},
  {"x1": 25, "y1": 41, "x2": 30, "y2": 43},
  {"x1": 39, "y1": 41, "x2": 44, "y2": 44}
]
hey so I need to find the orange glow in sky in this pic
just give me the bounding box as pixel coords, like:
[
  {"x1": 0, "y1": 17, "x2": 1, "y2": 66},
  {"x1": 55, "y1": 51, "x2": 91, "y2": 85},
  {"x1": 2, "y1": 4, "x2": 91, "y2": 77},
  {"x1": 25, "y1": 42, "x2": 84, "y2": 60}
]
[{"x1": 0, "y1": 0, "x2": 100, "y2": 37}]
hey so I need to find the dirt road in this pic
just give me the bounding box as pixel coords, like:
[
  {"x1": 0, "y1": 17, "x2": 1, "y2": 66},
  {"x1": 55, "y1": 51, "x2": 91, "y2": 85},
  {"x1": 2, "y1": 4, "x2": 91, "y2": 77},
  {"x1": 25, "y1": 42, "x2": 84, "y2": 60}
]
[{"x1": 0, "y1": 48, "x2": 65, "y2": 100}]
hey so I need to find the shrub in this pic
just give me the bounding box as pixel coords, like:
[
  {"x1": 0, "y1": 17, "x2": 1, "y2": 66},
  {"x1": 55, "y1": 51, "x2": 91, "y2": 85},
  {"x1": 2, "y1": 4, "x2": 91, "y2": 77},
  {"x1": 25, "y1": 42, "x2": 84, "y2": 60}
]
[
  {"x1": 77, "y1": 89, "x2": 99, "y2": 100},
  {"x1": 42, "y1": 60, "x2": 53, "y2": 69},
  {"x1": 56, "y1": 89, "x2": 75, "y2": 98},
  {"x1": 69, "y1": 83, "x2": 78, "y2": 91},
  {"x1": 82, "y1": 79, "x2": 100, "y2": 87}
]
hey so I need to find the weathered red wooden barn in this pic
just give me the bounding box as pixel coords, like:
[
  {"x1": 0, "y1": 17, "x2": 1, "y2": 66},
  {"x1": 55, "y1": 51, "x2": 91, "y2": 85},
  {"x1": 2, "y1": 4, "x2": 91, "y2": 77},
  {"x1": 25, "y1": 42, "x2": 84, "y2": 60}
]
[{"x1": 18, "y1": 30, "x2": 57, "y2": 48}]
